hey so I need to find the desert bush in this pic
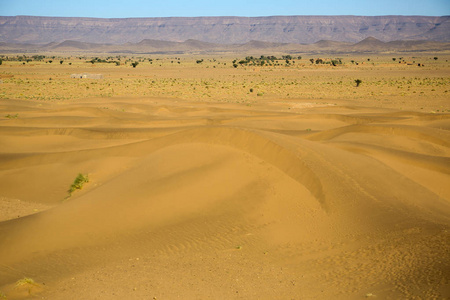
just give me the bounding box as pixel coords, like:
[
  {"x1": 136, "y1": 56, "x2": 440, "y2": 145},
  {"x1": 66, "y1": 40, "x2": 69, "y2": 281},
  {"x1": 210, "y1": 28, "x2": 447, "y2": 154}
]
[
  {"x1": 131, "y1": 62, "x2": 139, "y2": 68},
  {"x1": 355, "y1": 79, "x2": 362, "y2": 87},
  {"x1": 5, "y1": 113, "x2": 18, "y2": 119},
  {"x1": 68, "y1": 173, "x2": 89, "y2": 196},
  {"x1": 16, "y1": 277, "x2": 39, "y2": 295},
  {"x1": 331, "y1": 59, "x2": 341, "y2": 66},
  {"x1": 16, "y1": 278, "x2": 37, "y2": 287}
]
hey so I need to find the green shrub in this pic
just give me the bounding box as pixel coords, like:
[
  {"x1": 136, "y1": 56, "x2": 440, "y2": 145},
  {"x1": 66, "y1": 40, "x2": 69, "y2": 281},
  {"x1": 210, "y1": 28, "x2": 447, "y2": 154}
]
[
  {"x1": 15, "y1": 277, "x2": 39, "y2": 295},
  {"x1": 68, "y1": 173, "x2": 89, "y2": 196},
  {"x1": 16, "y1": 277, "x2": 37, "y2": 287},
  {"x1": 5, "y1": 113, "x2": 18, "y2": 119}
]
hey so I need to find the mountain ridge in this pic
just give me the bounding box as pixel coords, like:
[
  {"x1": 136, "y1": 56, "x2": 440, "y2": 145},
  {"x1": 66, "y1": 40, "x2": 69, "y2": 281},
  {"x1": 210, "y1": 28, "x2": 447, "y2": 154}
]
[{"x1": 1, "y1": 15, "x2": 449, "y2": 45}]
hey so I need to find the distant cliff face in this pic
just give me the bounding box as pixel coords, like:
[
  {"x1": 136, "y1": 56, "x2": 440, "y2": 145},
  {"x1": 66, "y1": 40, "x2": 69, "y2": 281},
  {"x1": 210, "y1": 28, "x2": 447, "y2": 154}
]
[{"x1": 0, "y1": 15, "x2": 449, "y2": 44}]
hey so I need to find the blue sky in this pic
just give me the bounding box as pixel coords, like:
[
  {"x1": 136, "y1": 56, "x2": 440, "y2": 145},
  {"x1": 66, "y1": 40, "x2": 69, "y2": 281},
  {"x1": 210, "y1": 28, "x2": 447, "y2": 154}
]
[{"x1": 1, "y1": 0, "x2": 449, "y2": 17}]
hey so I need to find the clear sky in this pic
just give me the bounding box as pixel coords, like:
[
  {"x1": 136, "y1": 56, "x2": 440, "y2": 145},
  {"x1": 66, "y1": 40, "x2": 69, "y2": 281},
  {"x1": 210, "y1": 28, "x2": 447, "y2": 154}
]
[{"x1": 1, "y1": 0, "x2": 449, "y2": 18}]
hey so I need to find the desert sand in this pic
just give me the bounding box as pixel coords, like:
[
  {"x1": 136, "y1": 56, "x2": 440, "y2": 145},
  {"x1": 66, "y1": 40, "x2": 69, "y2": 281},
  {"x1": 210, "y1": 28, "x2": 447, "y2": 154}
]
[{"x1": 0, "y1": 55, "x2": 449, "y2": 299}]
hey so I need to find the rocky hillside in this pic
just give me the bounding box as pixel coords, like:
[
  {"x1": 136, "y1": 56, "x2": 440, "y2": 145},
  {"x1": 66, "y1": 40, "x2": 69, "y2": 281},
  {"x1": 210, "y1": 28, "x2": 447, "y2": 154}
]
[{"x1": 0, "y1": 15, "x2": 449, "y2": 44}]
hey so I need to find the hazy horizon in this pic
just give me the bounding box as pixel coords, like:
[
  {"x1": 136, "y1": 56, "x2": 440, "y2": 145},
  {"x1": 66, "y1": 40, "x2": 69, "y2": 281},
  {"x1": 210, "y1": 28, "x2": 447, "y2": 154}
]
[
  {"x1": 1, "y1": 0, "x2": 449, "y2": 18},
  {"x1": 3, "y1": 14, "x2": 450, "y2": 18}
]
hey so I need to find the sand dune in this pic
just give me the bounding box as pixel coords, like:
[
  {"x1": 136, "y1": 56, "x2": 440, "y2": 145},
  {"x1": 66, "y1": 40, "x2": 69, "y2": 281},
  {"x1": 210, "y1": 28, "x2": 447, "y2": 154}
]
[{"x1": 0, "y1": 97, "x2": 449, "y2": 299}]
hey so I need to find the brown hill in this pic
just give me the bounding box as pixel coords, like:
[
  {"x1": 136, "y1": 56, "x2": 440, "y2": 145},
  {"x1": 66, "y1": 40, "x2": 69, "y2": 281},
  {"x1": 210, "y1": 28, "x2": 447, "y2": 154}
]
[
  {"x1": 1, "y1": 15, "x2": 449, "y2": 45},
  {"x1": 182, "y1": 39, "x2": 219, "y2": 49},
  {"x1": 346, "y1": 37, "x2": 450, "y2": 52},
  {"x1": 313, "y1": 40, "x2": 352, "y2": 49},
  {"x1": 51, "y1": 40, "x2": 110, "y2": 51},
  {"x1": 136, "y1": 39, "x2": 179, "y2": 49},
  {"x1": 3, "y1": 38, "x2": 449, "y2": 54},
  {"x1": 351, "y1": 36, "x2": 387, "y2": 51},
  {"x1": 239, "y1": 40, "x2": 289, "y2": 49}
]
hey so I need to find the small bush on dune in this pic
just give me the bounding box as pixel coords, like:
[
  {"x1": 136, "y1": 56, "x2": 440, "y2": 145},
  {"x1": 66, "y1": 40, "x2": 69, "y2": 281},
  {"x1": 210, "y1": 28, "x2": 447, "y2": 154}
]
[
  {"x1": 15, "y1": 277, "x2": 39, "y2": 295},
  {"x1": 16, "y1": 278, "x2": 37, "y2": 287},
  {"x1": 5, "y1": 113, "x2": 18, "y2": 119},
  {"x1": 68, "y1": 173, "x2": 89, "y2": 197}
]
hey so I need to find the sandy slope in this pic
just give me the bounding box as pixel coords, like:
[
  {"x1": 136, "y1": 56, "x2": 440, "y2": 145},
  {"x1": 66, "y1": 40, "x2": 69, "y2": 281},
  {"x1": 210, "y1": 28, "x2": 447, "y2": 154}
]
[{"x1": 0, "y1": 97, "x2": 449, "y2": 299}]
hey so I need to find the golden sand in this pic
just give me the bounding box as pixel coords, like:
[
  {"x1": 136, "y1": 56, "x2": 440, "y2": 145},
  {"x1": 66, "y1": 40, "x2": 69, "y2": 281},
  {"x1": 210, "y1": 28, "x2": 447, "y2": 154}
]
[{"x1": 0, "y1": 55, "x2": 449, "y2": 299}]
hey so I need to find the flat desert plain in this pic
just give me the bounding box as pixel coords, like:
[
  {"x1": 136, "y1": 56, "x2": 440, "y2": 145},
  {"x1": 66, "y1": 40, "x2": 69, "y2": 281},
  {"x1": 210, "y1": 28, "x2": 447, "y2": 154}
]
[{"x1": 0, "y1": 54, "x2": 449, "y2": 299}]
